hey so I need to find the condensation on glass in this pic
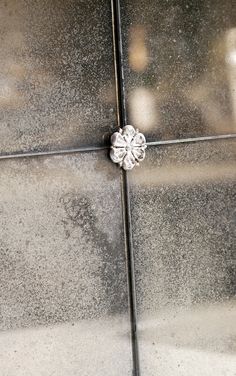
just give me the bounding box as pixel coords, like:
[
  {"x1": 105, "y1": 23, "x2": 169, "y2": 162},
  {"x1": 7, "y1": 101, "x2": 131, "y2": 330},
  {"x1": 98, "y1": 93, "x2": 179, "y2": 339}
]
[
  {"x1": 128, "y1": 139, "x2": 236, "y2": 375},
  {"x1": 121, "y1": 0, "x2": 236, "y2": 141},
  {"x1": 0, "y1": 152, "x2": 132, "y2": 376},
  {"x1": 0, "y1": 0, "x2": 116, "y2": 153}
]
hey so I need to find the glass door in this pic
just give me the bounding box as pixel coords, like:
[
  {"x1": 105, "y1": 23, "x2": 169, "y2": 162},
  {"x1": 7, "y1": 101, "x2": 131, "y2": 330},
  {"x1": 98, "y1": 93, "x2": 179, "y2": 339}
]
[{"x1": 0, "y1": 1, "x2": 236, "y2": 375}]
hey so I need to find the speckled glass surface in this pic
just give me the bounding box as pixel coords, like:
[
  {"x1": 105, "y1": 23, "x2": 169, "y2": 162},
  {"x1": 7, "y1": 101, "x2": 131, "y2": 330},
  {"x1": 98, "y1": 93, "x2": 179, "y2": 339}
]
[
  {"x1": 0, "y1": 152, "x2": 132, "y2": 376},
  {"x1": 121, "y1": 0, "x2": 236, "y2": 141},
  {"x1": 129, "y1": 140, "x2": 236, "y2": 376},
  {"x1": 0, "y1": 0, "x2": 116, "y2": 153}
]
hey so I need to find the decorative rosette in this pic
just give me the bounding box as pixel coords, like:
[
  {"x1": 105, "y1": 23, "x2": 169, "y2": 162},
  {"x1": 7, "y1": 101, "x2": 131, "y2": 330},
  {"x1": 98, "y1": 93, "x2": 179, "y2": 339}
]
[{"x1": 110, "y1": 125, "x2": 147, "y2": 170}]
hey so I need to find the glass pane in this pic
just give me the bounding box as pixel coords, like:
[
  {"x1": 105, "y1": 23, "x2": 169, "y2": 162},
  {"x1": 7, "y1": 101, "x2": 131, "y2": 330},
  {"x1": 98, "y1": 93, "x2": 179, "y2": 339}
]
[
  {"x1": 0, "y1": 152, "x2": 132, "y2": 375},
  {"x1": 121, "y1": 0, "x2": 236, "y2": 140},
  {"x1": 129, "y1": 140, "x2": 236, "y2": 375},
  {"x1": 0, "y1": 0, "x2": 116, "y2": 153}
]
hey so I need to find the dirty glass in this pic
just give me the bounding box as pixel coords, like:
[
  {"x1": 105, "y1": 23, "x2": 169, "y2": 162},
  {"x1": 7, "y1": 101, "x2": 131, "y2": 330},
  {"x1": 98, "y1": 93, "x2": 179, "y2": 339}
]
[
  {"x1": 129, "y1": 140, "x2": 236, "y2": 375},
  {"x1": 0, "y1": 0, "x2": 116, "y2": 153},
  {"x1": 0, "y1": 152, "x2": 132, "y2": 376},
  {"x1": 121, "y1": 0, "x2": 236, "y2": 141}
]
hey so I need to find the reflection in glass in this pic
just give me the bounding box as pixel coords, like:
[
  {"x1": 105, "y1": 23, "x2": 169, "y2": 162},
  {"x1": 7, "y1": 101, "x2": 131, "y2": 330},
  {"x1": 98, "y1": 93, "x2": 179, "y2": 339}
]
[
  {"x1": 121, "y1": 0, "x2": 236, "y2": 140},
  {"x1": 226, "y1": 28, "x2": 236, "y2": 123}
]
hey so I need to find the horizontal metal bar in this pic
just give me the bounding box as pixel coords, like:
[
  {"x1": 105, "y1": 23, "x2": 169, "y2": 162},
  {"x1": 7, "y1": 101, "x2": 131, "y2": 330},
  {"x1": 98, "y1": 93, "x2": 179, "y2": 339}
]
[
  {"x1": 0, "y1": 145, "x2": 109, "y2": 161},
  {"x1": 146, "y1": 133, "x2": 236, "y2": 146},
  {"x1": 0, "y1": 134, "x2": 235, "y2": 162}
]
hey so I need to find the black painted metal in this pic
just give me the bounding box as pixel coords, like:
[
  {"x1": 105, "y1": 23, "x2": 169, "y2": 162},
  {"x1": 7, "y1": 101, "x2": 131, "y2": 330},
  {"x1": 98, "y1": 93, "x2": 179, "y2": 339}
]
[
  {"x1": 111, "y1": 0, "x2": 127, "y2": 128},
  {"x1": 111, "y1": 1, "x2": 140, "y2": 375},
  {"x1": 0, "y1": 135, "x2": 235, "y2": 162},
  {"x1": 121, "y1": 170, "x2": 140, "y2": 376},
  {"x1": 147, "y1": 134, "x2": 236, "y2": 147},
  {"x1": 0, "y1": 146, "x2": 108, "y2": 161}
]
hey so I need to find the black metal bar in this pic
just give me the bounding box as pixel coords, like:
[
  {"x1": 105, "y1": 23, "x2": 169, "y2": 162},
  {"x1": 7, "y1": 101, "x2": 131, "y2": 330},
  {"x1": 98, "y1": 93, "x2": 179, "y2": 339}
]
[
  {"x1": 0, "y1": 134, "x2": 235, "y2": 162},
  {"x1": 121, "y1": 170, "x2": 140, "y2": 376},
  {"x1": 0, "y1": 145, "x2": 108, "y2": 161},
  {"x1": 146, "y1": 133, "x2": 236, "y2": 147},
  {"x1": 111, "y1": 1, "x2": 140, "y2": 375},
  {"x1": 111, "y1": 0, "x2": 121, "y2": 129},
  {"x1": 111, "y1": 0, "x2": 127, "y2": 128}
]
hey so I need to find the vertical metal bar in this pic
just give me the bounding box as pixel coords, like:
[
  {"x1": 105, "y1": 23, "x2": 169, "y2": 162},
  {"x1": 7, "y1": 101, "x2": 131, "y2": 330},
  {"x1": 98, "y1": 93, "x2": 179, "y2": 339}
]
[
  {"x1": 111, "y1": 0, "x2": 127, "y2": 128},
  {"x1": 122, "y1": 169, "x2": 140, "y2": 376},
  {"x1": 111, "y1": 1, "x2": 140, "y2": 375}
]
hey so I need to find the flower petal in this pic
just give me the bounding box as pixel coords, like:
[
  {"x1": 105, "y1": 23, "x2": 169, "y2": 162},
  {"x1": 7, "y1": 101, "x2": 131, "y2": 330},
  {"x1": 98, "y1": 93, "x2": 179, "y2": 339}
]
[
  {"x1": 131, "y1": 132, "x2": 146, "y2": 147},
  {"x1": 110, "y1": 147, "x2": 126, "y2": 163},
  {"x1": 132, "y1": 147, "x2": 146, "y2": 162},
  {"x1": 122, "y1": 125, "x2": 136, "y2": 143},
  {"x1": 111, "y1": 132, "x2": 127, "y2": 147},
  {"x1": 122, "y1": 151, "x2": 136, "y2": 170}
]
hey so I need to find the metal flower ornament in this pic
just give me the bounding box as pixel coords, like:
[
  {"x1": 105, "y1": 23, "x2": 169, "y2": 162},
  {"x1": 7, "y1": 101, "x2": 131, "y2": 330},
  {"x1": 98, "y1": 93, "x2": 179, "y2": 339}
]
[{"x1": 110, "y1": 125, "x2": 147, "y2": 170}]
